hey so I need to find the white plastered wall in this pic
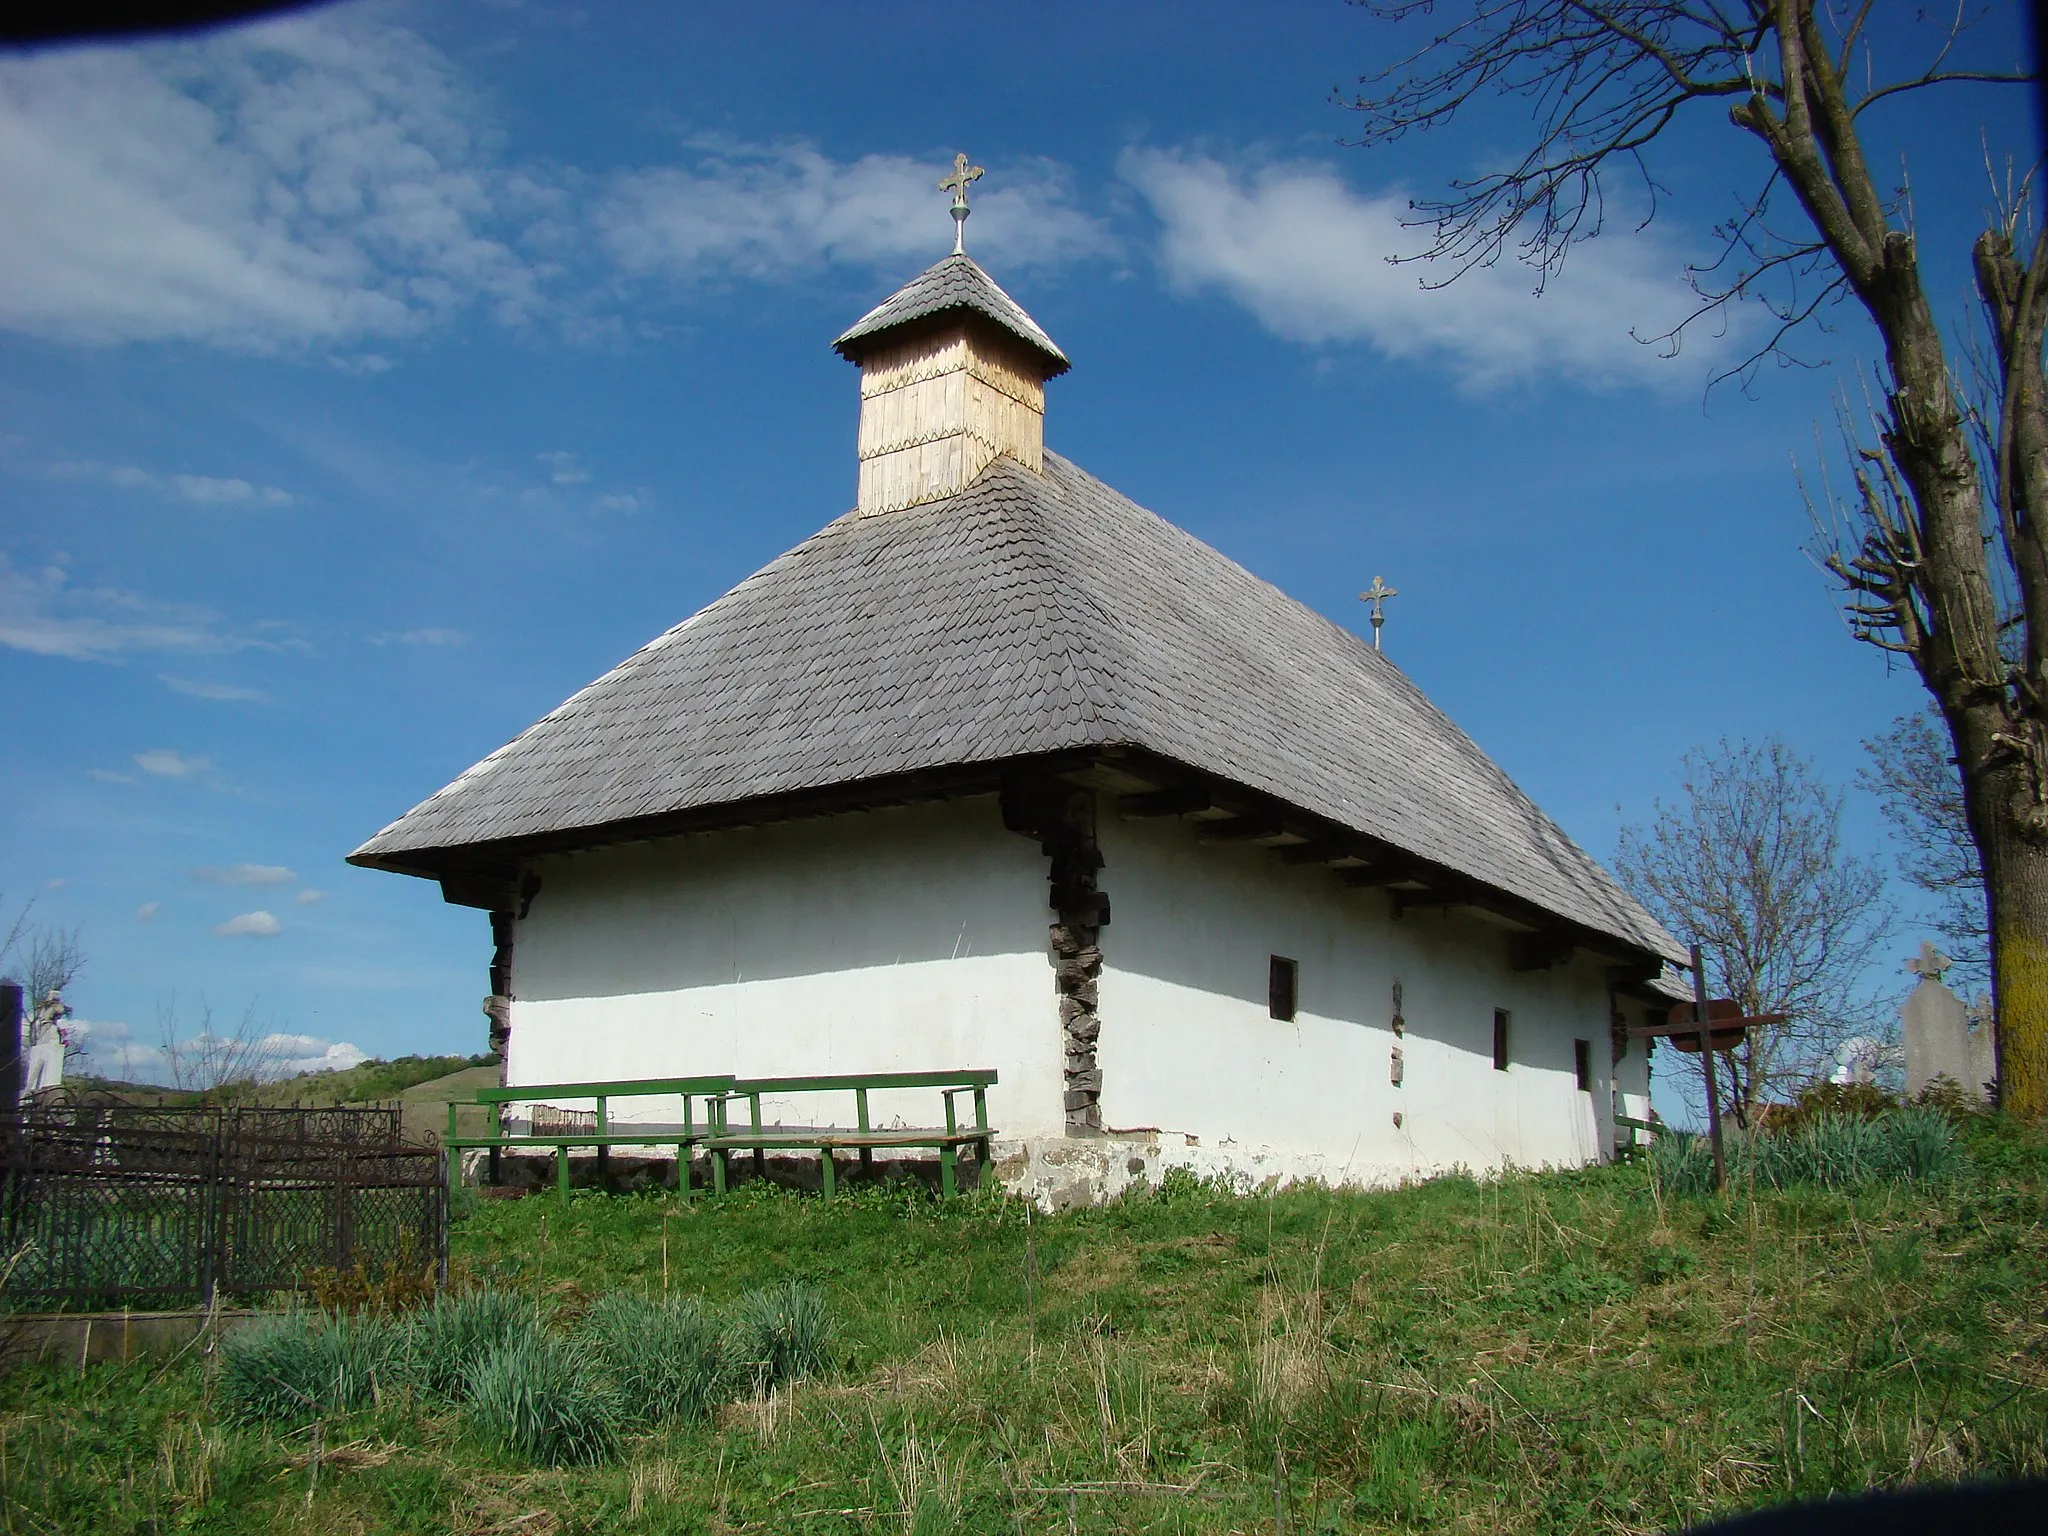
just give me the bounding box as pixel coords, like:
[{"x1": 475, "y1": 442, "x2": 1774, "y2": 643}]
[
  {"x1": 1095, "y1": 815, "x2": 1626, "y2": 1185},
  {"x1": 507, "y1": 796, "x2": 1063, "y2": 1137}
]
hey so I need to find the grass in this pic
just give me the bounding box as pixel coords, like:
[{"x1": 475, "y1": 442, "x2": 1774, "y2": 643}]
[{"x1": 1, "y1": 1113, "x2": 2043, "y2": 1533}]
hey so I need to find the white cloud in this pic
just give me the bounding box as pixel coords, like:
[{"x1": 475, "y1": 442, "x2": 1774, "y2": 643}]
[
  {"x1": 90, "y1": 768, "x2": 138, "y2": 784},
  {"x1": 1120, "y1": 148, "x2": 1729, "y2": 388},
  {"x1": 53, "y1": 461, "x2": 294, "y2": 506},
  {"x1": 163, "y1": 675, "x2": 269, "y2": 703},
  {"x1": 136, "y1": 901, "x2": 159, "y2": 921},
  {"x1": 598, "y1": 142, "x2": 1112, "y2": 281},
  {"x1": 593, "y1": 492, "x2": 642, "y2": 513},
  {"x1": 170, "y1": 474, "x2": 294, "y2": 507},
  {"x1": 193, "y1": 862, "x2": 296, "y2": 885},
  {"x1": 0, "y1": 552, "x2": 265, "y2": 662},
  {"x1": 0, "y1": 10, "x2": 1117, "y2": 358},
  {"x1": 258, "y1": 1031, "x2": 369, "y2": 1076},
  {"x1": 214, "y1": 910, "x2": 282, "y2": 937},
  {"x1": 294, "y1": 888, "x2": 327, "y2": 905},
  {"x1": 136, "y1": 748, "x2": 212, "y2": 778},
  {"x1": 49, "y1": 460, "x2": 155, "y2": 490},
  {"x1": 371, "y1": 627, "x2": 465, "y2": 646},
  {"x1": 68, "y1": 1017, "x2": 366, "y2": 1081},
  {"x1": 0, "y1": 13, "x2": 540, "y2": 350},
  {"x1": 538, "y1": 450, "x2": 590, "y2": 485},
  {"x1": 66, "y1": 1017, "x2": 164, "y2": 1080}
]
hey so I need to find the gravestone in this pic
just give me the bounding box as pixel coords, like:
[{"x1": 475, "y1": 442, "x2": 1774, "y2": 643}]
[
  {"x1": 1968, "y1": 993, "x2": 1999, "y2": 1106},
  {"x1": 1902, "y1": 943, "x2": 1976, "y2": 1099}
]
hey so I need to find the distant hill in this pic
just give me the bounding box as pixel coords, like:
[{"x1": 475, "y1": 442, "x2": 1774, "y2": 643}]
[{"x1": 68, "y1": 1053, "x2": 497, "y2": 1116}]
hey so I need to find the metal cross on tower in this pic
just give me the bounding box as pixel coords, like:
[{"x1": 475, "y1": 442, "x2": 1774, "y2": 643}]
[
  {"x1": 1359, "y1": 575, "x2": 1398, "y2": 651},
  {"x1": 939, "y1": 152, "x2": 985, "y2": 254}
]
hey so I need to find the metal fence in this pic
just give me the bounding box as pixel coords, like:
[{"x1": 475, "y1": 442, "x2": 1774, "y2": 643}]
[{"x1": 0, "y1": 1103, "x2": 446, "y2": 1310}]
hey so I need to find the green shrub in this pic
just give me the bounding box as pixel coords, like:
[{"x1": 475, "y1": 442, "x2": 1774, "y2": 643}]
[
  {"x1": 579, "y1": 1292, "x2": 726, "y2": 1425},
  {"x1": 218, "y1": 1312, "x2": 402, "y2": 1425},
  {"x1": 464, "y1": 1331, "x2": 623, "y2": 1466},
  {"x1": 1649, "y1": 1107, "x2": 1961, "y2": 1196},
  {"x1": 1875, "y1": 1105, "x2": 1964, "y2": 1182},
  {"x1": 1777, "y1": 1080, "x2": 1898, "y2": 1129},
  {"x1": 405, "y1": 1287, "x2": 539, "y2": 1403},
  {"x1": 723, "y1": 1280, "x2": 833, "y2": 1393}
]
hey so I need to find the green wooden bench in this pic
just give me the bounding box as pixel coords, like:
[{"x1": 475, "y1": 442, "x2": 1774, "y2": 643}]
[
  {"x1": 1613, "y1": 1110, "x2": 1662, "y2": 1158},
  {"x1": 440, "y1": 1069, "x2": 998, "y2": 1204},
  {"x1": 441, "y1": 1074, "x2": 736, "y2": 1204},
  {"x1": 705, "y1": 1070, "x2": 998, "y2": 1199}
]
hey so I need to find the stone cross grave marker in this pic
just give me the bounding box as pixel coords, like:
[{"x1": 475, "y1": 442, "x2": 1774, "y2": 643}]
[{"x1": 1902, "y1": 941, "x2": 1981, "y2": 1101}]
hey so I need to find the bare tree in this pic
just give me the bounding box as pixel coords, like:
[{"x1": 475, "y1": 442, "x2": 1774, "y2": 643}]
[
  {"x1": 156, "y1": 1000, "x2": 289, "y2": 1095},
  {"x1": 21, "y1": 925, "x2": 84, "y2": 1004},
  {"x1": 1617, "y1": 738, "x2": 1893, "y2": 1121},
  {"x1": 0, "y1": 894, "x2": 85, "y2": 1003},
  {"x1": 1342, "y1": 3, "x2": 2044, "y2": 1113},
  {"x1": 1862, "y1": 707, "x2": 1989, "y2": 976}
]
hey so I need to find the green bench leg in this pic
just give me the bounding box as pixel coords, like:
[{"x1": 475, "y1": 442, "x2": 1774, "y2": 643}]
[
  {"x1": 939, "y1": 1143, "x2": 957, "y2": 1199},
  {"x1": 556, "y1": 1142, "x2": 570, "y2": 1206},
  {"x1": 978, "y1": 1137, "x2": 993, "y2": 1191},
  {"x1": 446, "y1": 1145, "x2": 460, "y2": 1199},
  {"x1": 712, "y1": 1147, "x2": 728, "y2": 1197},
  {"x1": 488, "y1": 1145, "x2": 502, "y2": 1186},
  {"x1": 820, "y1": 1149, "x2": 836, "y2": 1200},
  {"x1": 677, "y1": 1143, "x2": 692, "y2": 1201}
]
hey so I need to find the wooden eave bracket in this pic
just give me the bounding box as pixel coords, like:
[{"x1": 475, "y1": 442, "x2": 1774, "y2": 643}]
[
  {"x1": 439, "y1": 867, "x2": 522, "y2": 911},
  {"x1": 1392, "y1": 886, "x2": 1477, "y2": 915},
  {"x1": 1509, "y1": 930, "x2": 1576, "y2": 972},
  {"x1": 1118, "y1": 784, "x2": 1212, "y2": 818},
  {"x1": 1278, "y1": 839, "x2": 1363, "y2": 866},
  {"x1": 1339, "y1": 864, "x2": 1417, "y2": 889},
  {"x1": 1196, "y1": 814, "x2": 1288, "y2": 843}
]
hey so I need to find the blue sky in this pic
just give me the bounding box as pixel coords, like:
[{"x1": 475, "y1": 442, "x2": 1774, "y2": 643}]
[{"x1": 0, "y1": 1, "x2": 2031, "y2": 1089}]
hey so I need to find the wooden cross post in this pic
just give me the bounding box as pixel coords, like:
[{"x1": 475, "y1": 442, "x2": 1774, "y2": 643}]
[{"x1": 1691, "y1": 942, "x2": 1727, "y2": 1192}]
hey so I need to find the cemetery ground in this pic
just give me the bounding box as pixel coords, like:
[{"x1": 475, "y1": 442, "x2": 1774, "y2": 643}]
[{"x1": 2, "y1": 1112, "x2": 2044, "y2": 1535}]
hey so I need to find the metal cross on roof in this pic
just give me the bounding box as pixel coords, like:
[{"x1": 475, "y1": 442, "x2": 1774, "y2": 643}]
[
  {"x1": 939, "y1": 152, "x2": 984, "y2": 255},
  {"x1": 1359, "y1": 575, "x2": 1398, "y2": 651}
]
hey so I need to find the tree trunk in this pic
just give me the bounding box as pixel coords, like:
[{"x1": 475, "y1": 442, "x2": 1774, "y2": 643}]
[{"x1": 1965, "y1": 748, "x2": 2048, "y2": 1114}]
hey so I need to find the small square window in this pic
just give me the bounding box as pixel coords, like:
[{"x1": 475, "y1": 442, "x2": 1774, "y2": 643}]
[
  {"x1": 1269, "y1": 956, "x2": 1298, "y2": 1021},
  {"x1": 1492, "y1": 1008, "x2": 1511, "y2": 1071},
  {"x1": 1574, "y1": 1038, "x2": 1592, "y2": 1092}
]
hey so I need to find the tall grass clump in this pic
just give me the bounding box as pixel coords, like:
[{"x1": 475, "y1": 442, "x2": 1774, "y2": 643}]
[
  {"x1": 217, "y1": 1312, "x2": 403, "y2": 1425},
  {"x1": 724, "y1": 1280, "x2": 833, "y2": 1393},
  {"x1": 405, "y1": 1287, "x2": 538, "y2": 1402},
  {"x1": 579, "y1": 1293, "x2": 725, "y2": 1425},
  {"x1": 1651, "y1": 1107, "x2": 1962, "y2": 1196},
  {"x1": 465, "y1": 1331, "x2": 624, "y2": 1466}
]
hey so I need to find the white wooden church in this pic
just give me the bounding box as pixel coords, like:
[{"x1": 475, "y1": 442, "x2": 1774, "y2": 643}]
[{"x1": 353, "y1": 176, "x2": 1685, "y2": 1196}]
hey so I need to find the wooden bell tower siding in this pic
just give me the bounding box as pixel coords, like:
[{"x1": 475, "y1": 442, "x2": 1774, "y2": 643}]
[
  {"x1": 836, "y1": 253, "x2": 1067, "y2": 519},
  {"x1": 351, "y1": 247, "x2": 1684, "y2": 1189}
]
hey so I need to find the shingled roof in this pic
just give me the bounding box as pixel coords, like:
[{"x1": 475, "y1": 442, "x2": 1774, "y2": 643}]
[
  {"x1": 833, "y1": 253, "x2": 1069, "y2": 375},
  {"x1": 352, "y1": 451, "x2": 1682, "y2": 965}
]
